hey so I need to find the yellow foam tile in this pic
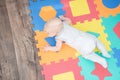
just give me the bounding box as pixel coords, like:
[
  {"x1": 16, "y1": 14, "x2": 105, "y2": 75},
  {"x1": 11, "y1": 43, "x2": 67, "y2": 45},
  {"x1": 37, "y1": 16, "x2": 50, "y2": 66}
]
[{"x1": 72, "y1": 19, "x2": 111, "y2": 51}]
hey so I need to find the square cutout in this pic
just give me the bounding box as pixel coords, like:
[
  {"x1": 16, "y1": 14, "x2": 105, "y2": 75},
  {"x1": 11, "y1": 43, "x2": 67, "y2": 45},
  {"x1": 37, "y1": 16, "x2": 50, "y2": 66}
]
[
  {"x1": 53, "y1": 72, "x2": 75, "y2": 80},
  {"x1": 70, "y1": 0, "x2": 90, "y2": 16}
]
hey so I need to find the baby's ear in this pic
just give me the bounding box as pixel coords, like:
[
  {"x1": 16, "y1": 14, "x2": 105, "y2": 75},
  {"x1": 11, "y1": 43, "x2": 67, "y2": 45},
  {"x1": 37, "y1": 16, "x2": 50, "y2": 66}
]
[
  {"x1": 43, "y1": 29, "x2": 46, "y2": 32},
  {"x1": 44, "y1": 23, "x2": 47, "y2": 30}
]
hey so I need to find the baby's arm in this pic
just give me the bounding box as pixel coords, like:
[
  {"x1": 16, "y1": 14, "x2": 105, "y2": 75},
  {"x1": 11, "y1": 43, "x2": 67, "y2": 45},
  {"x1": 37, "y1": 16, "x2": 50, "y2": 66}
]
[
  {"x1": 44, "y1": 39, "x2": 62, "y2": 52},
  {"x1": 59, "y1": 15, "x2": 71, "y2": 24}
]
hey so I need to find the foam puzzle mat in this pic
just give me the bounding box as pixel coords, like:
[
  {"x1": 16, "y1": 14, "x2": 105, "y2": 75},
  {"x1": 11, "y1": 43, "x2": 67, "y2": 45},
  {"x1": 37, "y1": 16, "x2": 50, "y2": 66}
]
[{"x1": 29, "y1": 0, "x2": 120, "y2": 80}]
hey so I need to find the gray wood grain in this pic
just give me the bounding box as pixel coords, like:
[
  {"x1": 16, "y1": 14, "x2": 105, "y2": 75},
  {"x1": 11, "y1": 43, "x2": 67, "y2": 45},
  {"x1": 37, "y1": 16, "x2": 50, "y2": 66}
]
[
  {"x1": 0, "y1": 0, "x2": 19, "y2": 80},
  {"x1": 0, "y1": 0, "x2": 43, "y2": 80}
]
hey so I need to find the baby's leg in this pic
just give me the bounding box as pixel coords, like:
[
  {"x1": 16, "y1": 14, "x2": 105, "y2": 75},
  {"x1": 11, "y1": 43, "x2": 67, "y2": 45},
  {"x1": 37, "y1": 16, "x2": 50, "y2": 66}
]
[
  {"x1": 83, "y1": 52, "x2": 108, "y2": 68},
  {"x1": 96, "y1": 39, "x2": 111, "y2": 58}
]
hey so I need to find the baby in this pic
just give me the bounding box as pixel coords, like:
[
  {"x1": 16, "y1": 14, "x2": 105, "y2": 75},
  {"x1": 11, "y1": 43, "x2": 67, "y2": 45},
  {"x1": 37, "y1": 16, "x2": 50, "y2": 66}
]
[{"x1": 44, "y1": 16, "x2": 111, "y2": 68}]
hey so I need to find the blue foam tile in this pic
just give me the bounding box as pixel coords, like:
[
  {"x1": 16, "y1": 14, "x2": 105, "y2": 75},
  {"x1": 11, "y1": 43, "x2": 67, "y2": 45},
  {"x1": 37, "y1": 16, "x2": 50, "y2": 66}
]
[
  {"x1": 113, "y1": 48, "x2": 120, "y2": 67},
  {"x1": 102, "y1": 0, "x2": 120, "y2": 9}
]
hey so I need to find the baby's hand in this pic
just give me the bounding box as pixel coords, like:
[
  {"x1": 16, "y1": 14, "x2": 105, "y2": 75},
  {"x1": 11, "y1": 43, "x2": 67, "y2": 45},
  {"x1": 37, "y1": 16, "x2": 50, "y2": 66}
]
[
  {"x1": 44, "y1": 46, "x2": 51, "y2": 52},
  {"x1": 59, "y1": 15, "x2": 71, "y2": 24},
  {"x1": 59, "y1": 15, "x2": 65, "y2": 20}
]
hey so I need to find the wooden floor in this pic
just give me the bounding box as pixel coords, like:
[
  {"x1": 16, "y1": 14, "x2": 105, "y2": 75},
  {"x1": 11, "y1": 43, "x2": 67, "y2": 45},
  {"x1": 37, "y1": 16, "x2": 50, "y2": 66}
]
[{"x1": 0, "y1": 0, "x2": 43, "y2": 80}]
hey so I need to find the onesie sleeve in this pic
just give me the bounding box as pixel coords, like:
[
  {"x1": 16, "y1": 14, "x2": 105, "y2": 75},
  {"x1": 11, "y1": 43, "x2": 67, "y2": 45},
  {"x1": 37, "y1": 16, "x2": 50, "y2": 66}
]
[
  {"x1": 55, "y1": 22, "x2": 70, "y2": 42},
  {"x1": 55, "y1": 31, "x2": 65, "y2": 41},
  {"x1": 55, "y1": 25, "x2": 66, "y2": 41}
]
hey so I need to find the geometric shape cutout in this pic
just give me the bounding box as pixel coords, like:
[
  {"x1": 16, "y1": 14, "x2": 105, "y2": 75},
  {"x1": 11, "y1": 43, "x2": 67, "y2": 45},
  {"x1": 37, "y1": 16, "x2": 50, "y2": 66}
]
[
  {"x1": 113, "y1": 48, "x2": 120, "y2": 67},
  {"x1": 102, "y1": 0, "x2": 120, "y2": 9},
  {"x1": 39, "y1": 6, "x2": 56, "y2": 21},
  {"x1": 69, "y1": 0, "x2": 90, "y2": 16},
  {"x1": 113, "y1": 22, "x2": 120, "y2": 38},
  {"x1": 92, "y1": 63, "x2": 112, "y2": 80},
  {"x1": 53, "y1": 72, "x2": 75, "y2": 80},
  {"x1": 45, "y1": 36, "x2": 56, "y2": 46}
]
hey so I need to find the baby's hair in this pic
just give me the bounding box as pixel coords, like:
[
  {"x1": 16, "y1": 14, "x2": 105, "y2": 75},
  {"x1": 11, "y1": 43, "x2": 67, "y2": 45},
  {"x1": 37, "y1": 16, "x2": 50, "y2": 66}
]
[
  {"x1": 47, "y1": 18, "x2": 62, "y2": 26},
  {"x1": 44, "y1": 18, "x2": 63, "y2": 31}
]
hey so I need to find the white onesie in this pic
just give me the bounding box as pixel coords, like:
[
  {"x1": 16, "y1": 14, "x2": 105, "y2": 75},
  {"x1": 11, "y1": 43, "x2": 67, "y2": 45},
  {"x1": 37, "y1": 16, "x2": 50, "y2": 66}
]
[
  {"x1": 56, "y1": 22, "x2": 110, "y2": 68},
  {"x1": 56, "y1": 22, "x2": 97, "y2": 56}
]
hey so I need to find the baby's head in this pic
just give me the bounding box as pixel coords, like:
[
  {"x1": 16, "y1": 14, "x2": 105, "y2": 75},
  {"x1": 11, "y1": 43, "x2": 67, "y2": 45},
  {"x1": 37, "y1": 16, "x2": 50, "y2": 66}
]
[{"x1": 44, "y1": 18, "x2": 63, "y2": 37}]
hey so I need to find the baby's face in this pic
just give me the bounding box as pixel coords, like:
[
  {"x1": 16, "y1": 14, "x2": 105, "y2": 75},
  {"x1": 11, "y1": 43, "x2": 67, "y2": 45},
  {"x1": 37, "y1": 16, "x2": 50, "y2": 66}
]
[
  {"x1": 44, "y1": 18, "x2": 63, "y2": 37},
  {"x1": 46, "y1": 29, "x2": 57, "y2": 37}
]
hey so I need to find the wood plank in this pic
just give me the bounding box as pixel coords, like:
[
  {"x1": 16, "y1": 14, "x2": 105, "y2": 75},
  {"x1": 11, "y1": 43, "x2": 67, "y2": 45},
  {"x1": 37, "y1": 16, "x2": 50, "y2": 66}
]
[
  {"x1": 5, "y1": 0, "x2": 44, "y2": 80},
  {"x1": 0, "y1": 0, "x2": 19, "y2": 80},
  {"x1": 15, "y1": 0, "x2": 44, "y2": 79}
]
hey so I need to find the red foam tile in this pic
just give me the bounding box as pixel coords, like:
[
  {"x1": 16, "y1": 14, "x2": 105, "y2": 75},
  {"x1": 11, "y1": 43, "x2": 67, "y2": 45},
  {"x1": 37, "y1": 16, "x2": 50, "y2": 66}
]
[
  {"x1": 92, "y1": 63, "x2": 112, "y2": 80},
  {"x1": 61, "y1": 0, "x2": 99, "y2": 24},
  {"x1": 113, "y1": 22, "x2": 120, "y2": 38},
  {"x1": 42, "y1": 58, "x2": 84, "y2": 80}
]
